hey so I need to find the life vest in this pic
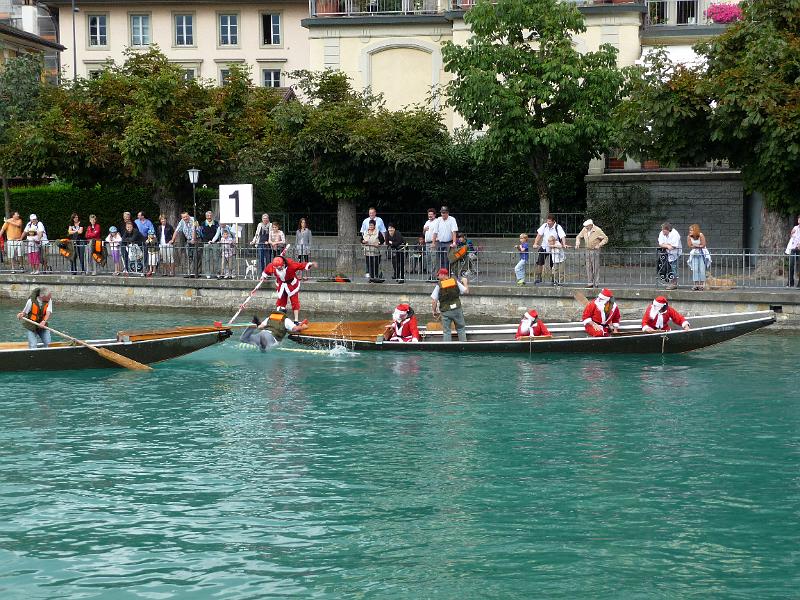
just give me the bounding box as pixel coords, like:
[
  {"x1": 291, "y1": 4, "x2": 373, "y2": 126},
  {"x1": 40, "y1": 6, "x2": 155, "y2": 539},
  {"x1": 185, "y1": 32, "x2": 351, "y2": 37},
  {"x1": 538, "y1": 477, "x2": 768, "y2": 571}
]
[
  {"x1": 448, "y1": 245, "x2": 468, "y2": 262},
  {"x1": 57, "y1": 238, "x2": 74, "y2": 259},
  {"x1": 91, "y1": 239, "x2": 106, "y2": 265},
  {"x1": 438, "y1": 277, "x2": 461, "y2": 311},
  {"x1": 265, "y1": 313, "x2": 289, "y2": 341},
  {"x1": 24, "y1": 289, "x2": 48, "y2": 332}
]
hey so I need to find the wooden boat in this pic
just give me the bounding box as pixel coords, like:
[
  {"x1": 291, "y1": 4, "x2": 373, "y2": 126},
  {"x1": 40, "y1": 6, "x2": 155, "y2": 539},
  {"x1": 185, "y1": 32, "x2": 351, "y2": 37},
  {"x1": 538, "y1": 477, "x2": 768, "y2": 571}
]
[
  {"x1": 0, "y1": 325, "x2": 232, "y2": 371},
  {"x1": 289, "y1": 311, "x2": 776, "y2": 354}
]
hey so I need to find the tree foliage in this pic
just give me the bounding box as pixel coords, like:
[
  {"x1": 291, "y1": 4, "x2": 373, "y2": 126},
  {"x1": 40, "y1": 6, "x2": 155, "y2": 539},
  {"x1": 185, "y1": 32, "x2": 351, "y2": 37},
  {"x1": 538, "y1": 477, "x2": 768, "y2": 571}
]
[{"x1": 442, "y1": 0, "x2": 624, "y2": 216}]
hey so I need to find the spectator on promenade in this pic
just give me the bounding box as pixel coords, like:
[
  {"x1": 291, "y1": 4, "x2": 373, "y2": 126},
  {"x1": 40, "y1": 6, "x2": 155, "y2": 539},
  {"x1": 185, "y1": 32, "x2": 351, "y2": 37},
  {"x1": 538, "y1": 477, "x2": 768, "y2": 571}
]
[
  {"x1": 431, "y1": 267, "x2": 469, "y2": 342},
  {"x1": 432, "y1": 206, "x2": 458, "y2": 271},
  {"x1": 687, "y1": 224, "x2": 709, "y2": 291},
  {"x1": 409, "y1": 235, "x2": 427, "y2": 276},
  {"x1": 218, "y1": 228, "x2": 236, "y2": 279},
  {"x1": 85, "y1": 214, "x2": 102, "y2": 275},
  {"x1": 548, "y1": 234, "x2": 566, "y2": 286},
  {"x1": 121, "y1": 221, "x2": 144, "y2": 275},
  {"x1": 515, "y1": 309, "x2": 551, "y2": 339},
  {"x1": 423, "y1": 208, "x2": 437, "y2": 279},
  {"x1": 105, "y1": 226, "x2": 123, "y2": 275},
  {"x1": 171, "y1": 211, "x2": 201, "y2": 278},
  {"x1": 156, "y1": 215, "x2": 175, "y2": 277},
  {"x1": 385, "y1": 223, "x2": 406, "y2": 283},
  {"x1": 145, "y1": 230, "x2": 159, "y2": 277},
  {"x1": 360, "y1": 207, "x2": 386, "y2": 236},
  {"x1": 642, "y1": 296, "x2": 691, "y2": 333},
  {"x1": 514, "y1": 233, "x2": 529, "y2": 286},
  {"x1": 785, "y1": 216, "x2": 800, "y2": 288},
  {"x1": 532, "y1": 214, "x2": 566, "y2": 285},
  {"x1": 361, "y1": 219, "x2": 384, "y2": 281},
  {"x1": 1, "y1": 211, "x2": 24, "y2": 272},
  {"x1": 251, "y1": 213, "x2": 271, "y2": 273},
  {"x1": 199, "y1": 211, "x2": 219, "y2": 278},
  {"x1": 23, "y1": 214, "x2": 45, "y2": 274},
  {"x1": 269, "y1": 221, "x2": 286, "y2": 258},
  {"x1": 581, "y1": 288, "x2": 621, "y2": 337},
  {"x1": 658, "y1": 222, "x2": 682, "y2": 290},
  {"x1": 574, "y1": 219, "x2": 608, "y2": 289},
  {"x1": 451, "y1": 232, "x2": 475, "y2": 279},
  {"x1": 67, "y1": 213, "x2": 86, "y2": 274},
  {"x1": 135, "y1": 211, "x2": 154, "y2": 238},
  {"x1": 120, "y1": 211, "x2": 132, "y2": 231},
  {"x1": 296, "y1": 218, "x2": 313, "y2": 263},
  {"x1": 17, "y1": 287, "x2": 53, "y2": 348}
]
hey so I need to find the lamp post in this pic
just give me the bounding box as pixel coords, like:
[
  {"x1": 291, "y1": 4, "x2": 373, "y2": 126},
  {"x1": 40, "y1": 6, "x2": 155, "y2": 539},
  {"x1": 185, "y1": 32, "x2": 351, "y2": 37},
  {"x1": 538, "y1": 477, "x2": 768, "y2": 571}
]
[
  {"x1": 187, "y1": 168, "x2": 200, "y2": 225},
  {"x1": 71, "y1": 0, "x2": 78, "y2": 81}
]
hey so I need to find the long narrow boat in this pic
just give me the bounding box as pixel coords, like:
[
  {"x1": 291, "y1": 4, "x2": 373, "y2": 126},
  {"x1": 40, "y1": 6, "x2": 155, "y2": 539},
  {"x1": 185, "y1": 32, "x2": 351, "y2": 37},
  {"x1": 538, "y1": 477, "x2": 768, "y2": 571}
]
[
  {"x1": 0, "y1": 326, "x2": 232, "y2": 371},
  {"x1": 289, "y1": 311, "x2": 776, "y2": 354}
]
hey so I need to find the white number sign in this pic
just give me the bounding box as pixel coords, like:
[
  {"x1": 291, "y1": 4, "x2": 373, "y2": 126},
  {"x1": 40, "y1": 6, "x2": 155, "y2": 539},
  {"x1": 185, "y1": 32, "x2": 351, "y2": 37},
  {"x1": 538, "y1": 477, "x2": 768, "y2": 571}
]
[{"x1": 219, "y1": 184, "x2": 253, "y2": 224}]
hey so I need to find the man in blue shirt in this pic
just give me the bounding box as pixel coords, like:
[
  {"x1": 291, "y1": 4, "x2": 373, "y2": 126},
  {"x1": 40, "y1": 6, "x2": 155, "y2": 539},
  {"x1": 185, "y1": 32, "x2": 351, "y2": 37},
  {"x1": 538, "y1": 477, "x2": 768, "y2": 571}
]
[
  {"x1": 135, "y1": 212, "x2": 155, "y2": 269},
  {"x1": 360, "y1": 207, "x2": 386, "y2": 236},
  {"x1": 171, "y1": 211, "x2": 201, "y2": 278}
]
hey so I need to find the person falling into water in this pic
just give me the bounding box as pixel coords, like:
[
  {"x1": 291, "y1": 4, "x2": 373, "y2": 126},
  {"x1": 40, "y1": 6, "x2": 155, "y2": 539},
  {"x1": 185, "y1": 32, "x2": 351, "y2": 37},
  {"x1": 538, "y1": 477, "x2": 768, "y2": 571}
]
[
  {"x1": 240, "y1": 306, "x2": 310, "y2": 352},
  {"x1": 17, "y1": 287, "x2": 53, "y2": 348}
]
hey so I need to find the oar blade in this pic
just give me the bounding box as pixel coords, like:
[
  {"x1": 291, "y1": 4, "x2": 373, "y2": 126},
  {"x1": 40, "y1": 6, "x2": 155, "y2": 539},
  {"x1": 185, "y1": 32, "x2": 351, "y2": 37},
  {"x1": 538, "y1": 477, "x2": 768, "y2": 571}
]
[{"x1": 93, "y1": 345, "x2": 153, "y2": 371}]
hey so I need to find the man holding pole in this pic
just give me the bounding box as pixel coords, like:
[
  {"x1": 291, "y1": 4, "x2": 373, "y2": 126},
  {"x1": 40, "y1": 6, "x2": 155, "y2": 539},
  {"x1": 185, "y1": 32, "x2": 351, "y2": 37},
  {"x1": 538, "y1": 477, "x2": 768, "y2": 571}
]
[
  {"x1": 17, "y1": 287, "x2": 53, "y2": 348},
  {"x1": 262, "y1": 253, "x2": 317, "y2": 322}
]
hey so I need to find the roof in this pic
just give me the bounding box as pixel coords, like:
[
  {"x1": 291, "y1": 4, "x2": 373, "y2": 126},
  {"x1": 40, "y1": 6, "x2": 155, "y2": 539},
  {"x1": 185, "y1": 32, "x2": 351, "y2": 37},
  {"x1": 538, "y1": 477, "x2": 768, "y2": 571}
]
[{"x1": 0, "y1": 22, "x2": 65, "y2": 51}]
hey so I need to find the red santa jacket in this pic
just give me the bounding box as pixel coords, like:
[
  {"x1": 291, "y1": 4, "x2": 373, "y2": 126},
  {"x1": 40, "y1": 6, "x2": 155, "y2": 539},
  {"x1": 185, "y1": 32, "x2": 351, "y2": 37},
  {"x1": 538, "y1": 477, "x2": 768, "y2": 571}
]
[
  {"x1": 642, "y1": 306, "x2": 688, "y2": 331},
  {"x1": 263, "y1": 257, "x2": 311, "y2": 297},
  {"x1": 582, "y1": 301, "x2": 621, "y2": 330},
  {"x1": 388, "y1": 316, "x2": 420, "y2": 342},
  {"x1": 515, "y1": 320, "x2": 551, "y2": 339}
]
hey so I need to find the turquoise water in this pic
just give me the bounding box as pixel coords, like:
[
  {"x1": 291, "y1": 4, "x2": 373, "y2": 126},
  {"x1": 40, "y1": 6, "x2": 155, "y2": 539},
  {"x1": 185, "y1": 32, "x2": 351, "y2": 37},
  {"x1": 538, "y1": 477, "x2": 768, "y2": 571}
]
[{"x1": 0, "y1": 304, "x2": 798, "y2": 599}]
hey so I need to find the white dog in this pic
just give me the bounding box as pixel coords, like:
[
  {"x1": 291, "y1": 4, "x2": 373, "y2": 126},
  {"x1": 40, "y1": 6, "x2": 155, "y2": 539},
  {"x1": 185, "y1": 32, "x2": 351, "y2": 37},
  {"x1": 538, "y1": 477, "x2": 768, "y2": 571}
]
[{"x1": 244, "y1": 259, "x2": 258, "y2": 280}]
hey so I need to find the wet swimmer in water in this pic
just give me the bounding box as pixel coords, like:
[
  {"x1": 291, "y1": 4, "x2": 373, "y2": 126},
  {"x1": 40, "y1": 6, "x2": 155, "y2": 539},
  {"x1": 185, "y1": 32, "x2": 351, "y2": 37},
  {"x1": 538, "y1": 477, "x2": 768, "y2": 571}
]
[{"x1": 239, "y1": 306, "x2": 309, "y2": 351}]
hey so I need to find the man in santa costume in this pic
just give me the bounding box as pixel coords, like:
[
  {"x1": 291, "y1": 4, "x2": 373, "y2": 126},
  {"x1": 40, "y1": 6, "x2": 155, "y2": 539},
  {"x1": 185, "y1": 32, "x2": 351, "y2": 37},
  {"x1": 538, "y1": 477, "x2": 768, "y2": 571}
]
[
  {"x1": 384, "y1": 303, "x2": 420, "y2": 342},
  {"x1": 582, "y1": 288, "x2": 621, "y2": 337},
  {"x1": 262, "y1": 255, "x2": 317, "y2": 321},
  {"x1": 642, "y1": 296, "x2": 691, "y2": 332},
  {"x1": 515, "y1": 309, "x2": 551, "y2": 339}
]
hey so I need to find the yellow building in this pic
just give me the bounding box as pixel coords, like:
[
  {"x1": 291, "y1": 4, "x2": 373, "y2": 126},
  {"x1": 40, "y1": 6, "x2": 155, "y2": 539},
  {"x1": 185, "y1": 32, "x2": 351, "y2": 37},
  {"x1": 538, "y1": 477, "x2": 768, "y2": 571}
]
[{"x1": 46, "y1": 0, "x2": 311, "y2": 85}]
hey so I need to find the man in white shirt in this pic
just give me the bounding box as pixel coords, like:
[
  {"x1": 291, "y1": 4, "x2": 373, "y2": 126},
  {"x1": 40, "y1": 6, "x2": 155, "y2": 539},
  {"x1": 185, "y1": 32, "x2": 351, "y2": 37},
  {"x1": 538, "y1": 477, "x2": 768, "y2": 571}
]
[
  {"x1": 422, "y1": 208, "x2": 437, "y2": 279},
  {"x1": 360, "y1": 207, "x2": 386, "y2": 236},
  {"x1": 432, "y1": 206, "x2": 458, "y2": 271},
  {"x1": 658, "y1": 222, "x2": 682, "y2": 289},
  {"x1": 531, "y1": 214, "x2": 566, "y2": 284},
  {"x1": 785, "y1": 216, "x2": 800, "y2": 287}
]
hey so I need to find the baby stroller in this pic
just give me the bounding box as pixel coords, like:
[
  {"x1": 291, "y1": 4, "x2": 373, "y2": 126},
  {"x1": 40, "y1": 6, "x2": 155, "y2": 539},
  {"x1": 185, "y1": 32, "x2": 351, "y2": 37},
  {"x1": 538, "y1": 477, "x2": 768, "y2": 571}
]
[{"x1": 127, "y1": 243, "x2": 144, "y2": 275}]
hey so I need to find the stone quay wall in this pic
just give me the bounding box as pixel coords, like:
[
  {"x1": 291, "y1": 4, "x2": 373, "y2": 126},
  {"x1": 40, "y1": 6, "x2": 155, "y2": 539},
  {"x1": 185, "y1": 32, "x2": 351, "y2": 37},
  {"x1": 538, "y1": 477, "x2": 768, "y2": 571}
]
[{"x1": 1, "y1": 274, "x2": 798, "y2": 329}]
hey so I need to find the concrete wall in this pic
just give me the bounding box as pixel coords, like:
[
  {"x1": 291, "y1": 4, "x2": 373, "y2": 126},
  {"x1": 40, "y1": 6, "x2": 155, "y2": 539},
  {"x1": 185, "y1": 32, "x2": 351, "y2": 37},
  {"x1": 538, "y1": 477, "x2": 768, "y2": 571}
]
[
  {"x1": 585, "y1": 171, "x2": 746, "y2": 249},
  {"x1": 2, "y1": 274, "x2": 797, "y2": 328}
]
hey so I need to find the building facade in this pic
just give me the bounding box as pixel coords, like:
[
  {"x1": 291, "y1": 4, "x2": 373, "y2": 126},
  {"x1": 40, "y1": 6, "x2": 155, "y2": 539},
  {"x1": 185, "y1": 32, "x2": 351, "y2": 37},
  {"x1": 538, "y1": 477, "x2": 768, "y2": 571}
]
[
  {"x1": 46, "y1": 0, "x2": 310, "y2": 85},
  {"x1": 0, "y1": 0, "x2": 63, "y2": 79}
]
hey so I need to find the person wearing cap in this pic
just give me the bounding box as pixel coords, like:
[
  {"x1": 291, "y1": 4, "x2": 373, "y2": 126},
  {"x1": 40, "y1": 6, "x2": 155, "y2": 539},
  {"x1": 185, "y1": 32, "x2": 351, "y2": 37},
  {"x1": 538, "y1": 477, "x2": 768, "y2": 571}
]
[
  {"x1": 515, "y1": 309, "x2": 551, "y2": 339},
  {"x1": 105, "y1": 226, "x2": 123, "y2": 275},
  {"x1": 262, "y1": 254, "x2": 318, "y2": 322},
  {"x1": 23, "y1": 214, "x2": 46, "y2": 274},
  {"x1": 17, "y1": 287, "x2": 53, "y2": 348},
  {"x1": 574, "y1": 219, "x2": 608, "y2": 289},
  {"x1": 384, "y1": 303, "x2": 420, "y2": 342},
  {"x1": 431, "y1": 267, "x2": 469, "y2": 342},
  {"x1": 431, "y1": 206, "x2": 458, "y2": 271},
  {"x1": 239, "y1": 306, "x2": 310, "y2": 351},
  {"x1": 581, "y1": 288, "x2": 621, "y2": 337},
  {"x1": 642, "y1": 297, "x2": 690, "y2": 333}
]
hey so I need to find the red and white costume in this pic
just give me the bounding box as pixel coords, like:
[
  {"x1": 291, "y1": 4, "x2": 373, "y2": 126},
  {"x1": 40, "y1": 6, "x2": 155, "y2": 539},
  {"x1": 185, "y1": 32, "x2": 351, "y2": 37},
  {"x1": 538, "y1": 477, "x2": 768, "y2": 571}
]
[
  {"x1": 516, "y1": 309, "x2": 551, "y2": 339},
  {"x1": 262, "y1": 257, "x2": 312, "y2": 311},
  {"x1": 582, "y1": 288, "x2": 621, "y2": 337},
  {"x1": 387, "y1": 304, "x2": 420, "y2": 342},
  {"x1": 642, "y1": 297, "x2": 689, "y2": 331}
]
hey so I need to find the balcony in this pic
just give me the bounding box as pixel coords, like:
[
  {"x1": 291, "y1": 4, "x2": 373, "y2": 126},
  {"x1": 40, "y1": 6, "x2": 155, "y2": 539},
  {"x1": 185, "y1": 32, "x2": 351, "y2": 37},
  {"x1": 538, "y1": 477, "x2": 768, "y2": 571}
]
[
  {"x1": 645, "y1": 0, "x2": 717, "y2": 26},
  {"x1": 310, "y1": 0, "x2": 444, "y2": 16}
]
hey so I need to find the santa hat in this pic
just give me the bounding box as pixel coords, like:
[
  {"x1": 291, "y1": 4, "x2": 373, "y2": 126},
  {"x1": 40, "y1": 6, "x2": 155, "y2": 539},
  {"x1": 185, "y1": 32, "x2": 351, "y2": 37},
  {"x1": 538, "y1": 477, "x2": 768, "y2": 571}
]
[
  {"x1": 271, "y1": 256, "x2": 285, "y2": 267},
  {"x1": 395, "y1": 303, "x2": 410, "y2": 315},
  {"x1": 597, "y1": 288, "x2": 613, "y2": 301},
  {"x1": 523, "y1": 309, "x2": 538, "y2": 321},
  {"x1": 652, "y1": 296, "x2": 668, "y2": 312}
]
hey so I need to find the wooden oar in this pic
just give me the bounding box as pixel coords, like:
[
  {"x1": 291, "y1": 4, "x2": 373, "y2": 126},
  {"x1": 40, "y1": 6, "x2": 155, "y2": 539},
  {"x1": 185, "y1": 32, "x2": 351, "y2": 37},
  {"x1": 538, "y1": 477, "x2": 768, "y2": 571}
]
[
  {"x1": 20, "y1": 317, "x2": 153, "y2": 371},
  {"x1": 573, "y1": 290, "x2": 589, "y2": 305}
]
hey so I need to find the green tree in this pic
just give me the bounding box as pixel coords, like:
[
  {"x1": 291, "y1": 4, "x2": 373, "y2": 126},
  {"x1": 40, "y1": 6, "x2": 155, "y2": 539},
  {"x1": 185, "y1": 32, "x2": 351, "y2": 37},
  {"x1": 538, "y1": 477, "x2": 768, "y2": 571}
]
[
  {"x1": 0, "y1": 53, "x2": 44, "y2": 217},
  {"x1": 442, "y1": 0, "x2": 624, "y2": 217}
]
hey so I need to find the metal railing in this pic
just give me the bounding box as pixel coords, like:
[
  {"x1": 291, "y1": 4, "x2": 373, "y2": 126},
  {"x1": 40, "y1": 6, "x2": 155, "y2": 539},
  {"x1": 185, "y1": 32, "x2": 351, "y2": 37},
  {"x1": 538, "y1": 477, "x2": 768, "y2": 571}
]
[
  {"x1": 2, "y1": 241, "x2": 797, "y2": 290},
  {"x1": 646, "y1": 0, "x2": 717, "y2": 26},
  {"x1": 309, "y1": 0, "x2": 442, "y2": 17}
]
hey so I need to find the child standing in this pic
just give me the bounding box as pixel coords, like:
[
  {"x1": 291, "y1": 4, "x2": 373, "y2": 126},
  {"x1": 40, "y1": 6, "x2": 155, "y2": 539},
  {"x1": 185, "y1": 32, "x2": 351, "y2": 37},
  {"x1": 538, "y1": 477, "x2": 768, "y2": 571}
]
[
  {"x1": 219, "y1": 229, "x2": 235, "y2": 279},
  {"x1": 548, "y1": 234, "x2": 566, "y2": 286},
  {"x1": 145, "y1": 230, "x2": 159, "y2": 277},
  {"x1": 514, "y1": 233, "x2": 529, "y2": 286},
  {"x1": 105, "y1": 226, "x2": 122, "y2": 275}
]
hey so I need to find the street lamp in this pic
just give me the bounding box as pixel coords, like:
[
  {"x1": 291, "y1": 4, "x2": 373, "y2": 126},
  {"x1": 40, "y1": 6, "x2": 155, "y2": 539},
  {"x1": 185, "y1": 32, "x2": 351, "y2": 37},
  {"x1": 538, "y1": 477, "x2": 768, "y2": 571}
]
[
  {"x1": 187, "y1": 168, "x2": 200, "y2": 224},
  {"x1": 71, "y1": 1, "x2": 78, "y2": 81}
]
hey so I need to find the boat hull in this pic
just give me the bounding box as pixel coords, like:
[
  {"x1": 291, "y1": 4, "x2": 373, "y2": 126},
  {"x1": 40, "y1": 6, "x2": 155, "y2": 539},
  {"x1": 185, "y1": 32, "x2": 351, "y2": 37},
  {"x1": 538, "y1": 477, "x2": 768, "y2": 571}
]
[
  {"x1": 289, "y1": 312, "x2": 776, "y2": 354},
  {"x1": 0, "y1": 329, "x2": 232, "y2": 372}
]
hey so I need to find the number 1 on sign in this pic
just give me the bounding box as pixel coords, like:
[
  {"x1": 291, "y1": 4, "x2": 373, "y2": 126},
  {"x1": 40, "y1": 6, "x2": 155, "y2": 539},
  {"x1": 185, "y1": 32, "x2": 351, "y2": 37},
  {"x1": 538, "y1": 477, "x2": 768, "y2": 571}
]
[{"x1": 229, "y1": 190, "x2": 240, "y2": 219}]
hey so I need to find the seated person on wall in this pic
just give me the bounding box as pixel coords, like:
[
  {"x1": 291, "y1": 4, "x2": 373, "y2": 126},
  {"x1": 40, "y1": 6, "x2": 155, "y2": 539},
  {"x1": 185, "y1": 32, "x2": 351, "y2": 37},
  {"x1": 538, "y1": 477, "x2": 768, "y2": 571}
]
[
  {"x1": 515, "y1": 309, "x2": 551, "y2": 339},
  {"x1": 642, "y1": 296, "x2": 691, "y2": 333},
  {"x1": 239, "y1": 306, "x2": 309, "y2": 352},
  {"x1": 582, "y1": 288, "x2": 621, "y2": 337},
  {"x1": 384, "y1": 303, "x2": 420, "y2": 343}
]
